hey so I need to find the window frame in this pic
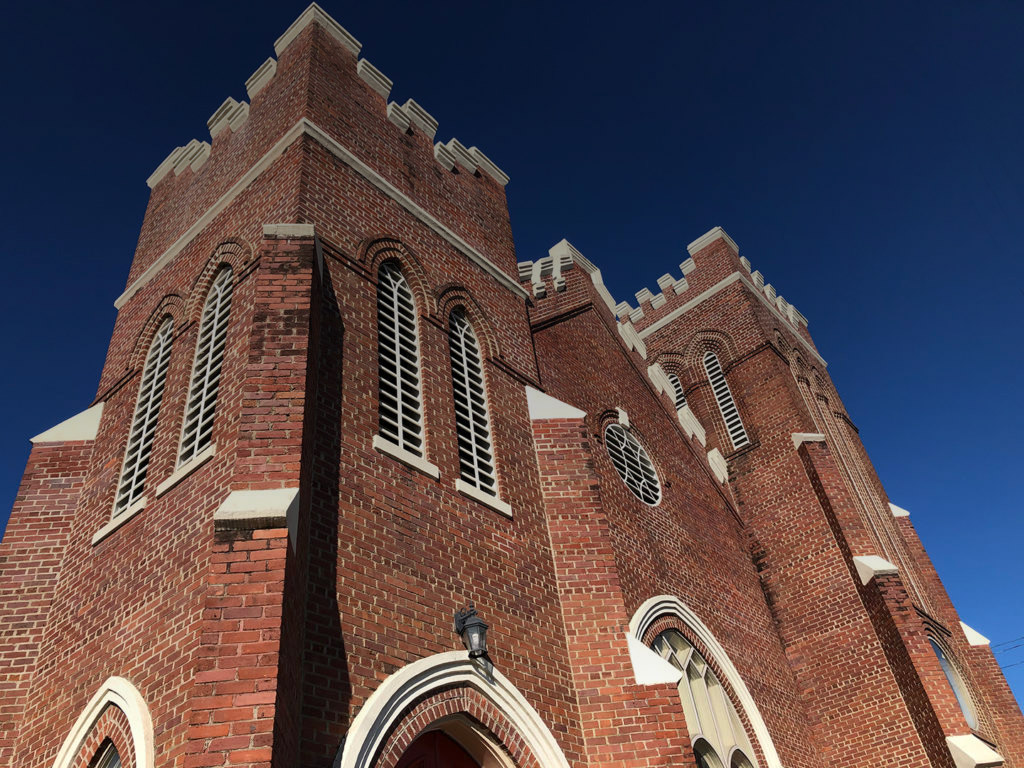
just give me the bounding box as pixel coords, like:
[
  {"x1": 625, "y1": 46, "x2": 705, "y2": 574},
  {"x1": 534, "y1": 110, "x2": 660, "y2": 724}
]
[
  {"x1": 604, "y1": 421, "x2": 662, "y2": 506},
  {"x1": 702, "y1": 351, "x2": 749, "y2": 450}
]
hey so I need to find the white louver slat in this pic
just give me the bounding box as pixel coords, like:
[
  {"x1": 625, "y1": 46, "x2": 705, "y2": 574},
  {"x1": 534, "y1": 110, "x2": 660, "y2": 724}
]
[
  {"x1": 377, "y1": 263, "x2": 425, "y2": 456},
  {"x1": 448, "y1": 310, "x2": 497, "y2": 495},
  {"x1": 114, "y1": 318, "x2": 174, "y2": 514},
  {"x1": 703, "y1": 352, "x2": 749, "y2": 450},
  {"x1": 668, "y1": 372, "x2": 687, "y2": 410},
  {"x1": 179, "y1": 267, "x2": 233, "y2": 464}
]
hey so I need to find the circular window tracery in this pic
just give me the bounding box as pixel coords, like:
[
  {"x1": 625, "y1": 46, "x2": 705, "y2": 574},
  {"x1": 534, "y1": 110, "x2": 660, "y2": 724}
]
[{"x1": 604, "y1": 422, "x2": 661, "y2": 505}]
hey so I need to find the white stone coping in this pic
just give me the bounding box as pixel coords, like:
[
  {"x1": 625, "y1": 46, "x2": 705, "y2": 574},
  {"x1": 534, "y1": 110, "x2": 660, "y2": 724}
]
[
  {"x1": 51, "y1": 676, "x2": 154, "y2": 768},
  {"x1": 120, "y1": 118, "x2": 529, "y2": 309},
  {"x1": 357, "y1": 59, "x2": 392, "y2": 99},
  {"x1": 469, "y1": 146, "x2": 509, "y2": 186},
  {"x1": 959, "y1": 622, "x2": 990, "y2": 647},
  {"x1": 446, "y1": 139, "x2": 477, "y2": 173},
  {"x1": 889, "y1": 502, "x2": 911, "y2": 518},
  {"x1": 525, "y1": 386, "x2": 585, "y2": 420},
  {"x1": 707, "y1": 448, "x2": 728, "y2": 484},
  {"x1": 92, "y1": 497, "x2": 147, "y2": 546},
  {"x1": 214, "y1": 488, "x2": 299, "y2": 544},
  {"x1": 31, "y1": 402, "x2": 104, "y2": 443},
  {"x1": 386, "y1": 102, "x2": 411, "y2": 132},
  {"x1": 146, "y1": 146, "x2": 186, "y2": 189},
  {"x1": 433, "y1": 142, "x2": 457, "y2": 171},
  {"x1": 853, "y1": 555, "x2": 899, "y2": 585},
  {"x1": 791, "y1": 432, "x2": 826, "y2": 449},
  {"x1": 373, "y1": 436, "x2": 440, "y2": 479},
  {"x1": 455, "y1": 479, "x2": 512, "y2": 518},
  {"x1": 686, "y1": 226, "x2": 739, "y2": 257},
  {"x1": 263, "y1": 222, "x2": 316, "y2": 239},
  {"x1": 155, "y1": 443, "x2": 216, "y2": 497},
  {"x1": 626, "y1": 633, "x2": 683, "y2": 685},
  {"x1": 946, "y1": 734, "x2": 1004, "y2": 768},
  {"x1": 245, "y1": 58, "x2": 277, "y2": 99},
  {"x1": 403, "y1": 99, "x2": 438, "y2": 138},
  {"x1": 274, "y1": 2, "x2": 361, "y2": 57},
  {"x1": 208, "y1": 97, "x2": 241, "y2": 138}
]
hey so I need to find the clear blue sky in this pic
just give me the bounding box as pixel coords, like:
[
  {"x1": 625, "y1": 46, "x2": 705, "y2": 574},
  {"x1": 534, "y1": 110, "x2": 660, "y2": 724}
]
[{"x1": 1, "y1": 1, "x2": 1022, "y2": 702}]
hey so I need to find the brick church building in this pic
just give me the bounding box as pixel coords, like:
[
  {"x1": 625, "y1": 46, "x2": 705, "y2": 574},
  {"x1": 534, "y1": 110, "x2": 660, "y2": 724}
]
[{"x1": 1, "y1": 5, "x2": 1020, "y2": 768}]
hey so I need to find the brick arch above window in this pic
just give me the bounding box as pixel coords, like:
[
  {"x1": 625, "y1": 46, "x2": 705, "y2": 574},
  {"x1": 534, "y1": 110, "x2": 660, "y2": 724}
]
[
  {"x1": 434, "y1": 285, "x2": 501, "y2": 362},
  {"x1": 53, "y1": 676, "x2": 154, "y2": 768},
  {"x1": 362, "y1": 237, "x2": 436, "y2": 316},
  {"x1": 126, "y1": 295, "x2": 185, "y2": 373},
  {"x1": 184, "y1": 239, "x2": 253, "y2": 323},
  {"x1": 677, "y1": 329, "x2": 742, "y2": 383}
]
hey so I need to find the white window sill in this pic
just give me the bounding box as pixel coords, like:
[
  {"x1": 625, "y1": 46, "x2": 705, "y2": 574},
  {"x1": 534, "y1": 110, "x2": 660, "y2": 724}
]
[
  {"x1": 92, "y1": 496, "x2": 147, "y2": 546},
  {"x1": 155, "y1": 443, "x2": 216, "y2": 497},
  {"x1": 455, "y1": 479, "x2": 512, "y2": 518},
  {"x1": 373, "y1": 436, "x2": 440, "y2": 479}
]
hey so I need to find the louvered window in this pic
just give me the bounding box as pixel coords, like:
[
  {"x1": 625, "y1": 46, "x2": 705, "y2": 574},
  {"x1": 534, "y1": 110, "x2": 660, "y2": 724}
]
[
  {"x1": 114, "y1": 318, "x2": 173, "y2": 515},
  {"x1": 179, "y1": 267, "x2": 233, "y2": 464},
  {"x1": 377, "y1": 263, "x2": 425, "y2": 456},
  {"x1": 668, "y1": 373, "x2": 687, "y2": 410},
  {"x1": 448, "y1": 310, "x2": 497, "y2": 495},
  {"x1": 703, "y1": 352, "x2": 749, "y2": 450},
  {"x1": 604, "y1": 423, "x2": 661, "y2": 505}
]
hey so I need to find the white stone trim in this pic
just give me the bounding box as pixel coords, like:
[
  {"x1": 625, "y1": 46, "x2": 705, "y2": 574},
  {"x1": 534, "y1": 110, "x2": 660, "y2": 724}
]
[
  {"x1": 446, "y1": 139, "x2": 478, "y2": 173},
  {"x1": 960, "y1": 622, "x2": 990, "y2": 647},
  {"x1": 387, "y1": 102, "x2": 411, "y2": 132},
  {"x1": 626, "y1": 634, "x2": 683, "y2": 685},
  {"x1": 373, "y1": 436, "x2": 440, "y2": 479},
  {"x1": 707, "y1": 448, "x2": 728, "y2": 483},
  {"x1": 679, "y1": 257, "x2": 696, "y2": 275},
  {"x1": 853, "y1": 555, "x2": 899, "y2": 585},
  {"x1": 357, "y1": 59, "x2": 392, "y2": 99},
  {"x1": 525, "y1": 386, "x2": 586, "y2": 420},
  {"x1": 628, "y1": 595, "x2": 784, "y2": 768},
  {"x1": 617, "y1": 321, "x2": 647, "y2": 358},
  {"x1": 946, "y1": 734, "x2": 1003, "y2": 768},
  {"x1": 263, "y1": 222, "x2": 316, "y2": 239},
  {"x1": 636, "y1": 271, "x2": 827, "y2": 367},
  {"x1": 146, "y1": 146, "x2": 186, "y2": 189},
  {"x1": 274, "y1": 2, "x2": 361, "y2": 57},
  {"x1": 51, "y1": 676, "x2": 154, "y2": 768},
  {"x1": 686, "y1": 226, "x2": 739, "y2": 257},
  {"x1": 172, "y1": 140, "x2": 206, "y2": 176},
  {"x1": 92, "y1": 497, "x2": 146, "y2": 546},
  {"x1": 889, "y1": 502, "x2": 911, "y2": 518},
  {"x1": 403, "y1": 99, "x2": 439, "y2": 139},
  {"x1": 208, "y1": 97, "x2": 241, "y2": 138},
  {"x1": 678, "y1": 406, "x2": 706, "y2": 446},
  {"x1": 456, "y1": 479, "x2": 512, "y2": 518},
  {"x1": 791, "y1": 432, "x2": 826, "y2": 449},
  {"x1": 215, "y1": 487, "x2": 298, "y2": 530},
  {"x1": 155, "y1": 443, "x2": 216, "y2": 497},
  {"x1": 615, "y1": 408, "x2": 630, "y2": 427},
  {"x1": 739, "y1": 256, "x2": 752, "y2": 272},
  {"x1": 245, "y1": 58, "x2": 277, "y2": 99},
  {"x1": 31, "y1": 403, "x2": 104, "y2": 443},
  {"x1": 337, "y1": 651, "x2": 570, "y2": 768},
  {"x1": 227, "y1": 100, "x2": 250, "y2": 131},
  {"x1": 469, "y1": 147, "x2": 510, "y2": 186},
  {"x1": 434, "y1": 142, "x2": 457, "y2": 171},
  {"x1": 544, "y1": 240, "x2": 618, "y2": 314},
  {"x1": 119, "y1": 119, "x2": 528, "y2": 309}
]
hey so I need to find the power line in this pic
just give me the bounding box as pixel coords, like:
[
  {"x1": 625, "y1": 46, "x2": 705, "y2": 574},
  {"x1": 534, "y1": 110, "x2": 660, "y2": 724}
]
[{"x1": 991, "y1": 633, "x2": 1024, "y2": 648}]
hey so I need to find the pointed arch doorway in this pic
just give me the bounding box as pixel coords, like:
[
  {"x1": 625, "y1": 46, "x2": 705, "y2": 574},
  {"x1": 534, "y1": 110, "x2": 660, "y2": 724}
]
[{"x1": 395, "y1": 731, "x2": 479, "y2": 768}]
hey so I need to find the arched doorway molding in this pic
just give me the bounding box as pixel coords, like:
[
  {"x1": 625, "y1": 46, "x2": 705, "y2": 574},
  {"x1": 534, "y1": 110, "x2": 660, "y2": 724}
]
[
  {"x1": 415, "y1": 714, "x2": 517, "y2": 768},
  {"x1": 336, "y1": 651, "x2": 569, "y2": 768},
  {"x1": 629, "y1": 595, "x2": 782, "y2": 768},
  {"x1": 51, "y1": 676, "x2": 153, "y2": 768}
]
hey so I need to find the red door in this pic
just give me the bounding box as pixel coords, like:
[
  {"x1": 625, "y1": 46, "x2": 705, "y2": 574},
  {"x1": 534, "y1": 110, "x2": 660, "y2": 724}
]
[{"x1": 395, "y1": 731, "x2": 481, "y2": 768}]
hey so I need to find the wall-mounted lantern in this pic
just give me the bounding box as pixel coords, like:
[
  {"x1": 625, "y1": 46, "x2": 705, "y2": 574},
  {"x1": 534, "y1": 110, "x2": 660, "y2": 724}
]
[{"x1": 454, "y1": 603, "x2": 489, "y2": 659}]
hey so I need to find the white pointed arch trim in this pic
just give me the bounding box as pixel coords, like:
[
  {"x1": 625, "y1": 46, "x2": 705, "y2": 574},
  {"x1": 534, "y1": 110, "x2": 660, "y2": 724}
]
[
  {"x1": 629, "y1": 596, "x2": 783, "y2": 768},
  {"x1": 337, "y1": 651, "x2": 570, "y2": 768},
  {"x1": 52, "y1": 676, "x2": 154, "y2": 768}
]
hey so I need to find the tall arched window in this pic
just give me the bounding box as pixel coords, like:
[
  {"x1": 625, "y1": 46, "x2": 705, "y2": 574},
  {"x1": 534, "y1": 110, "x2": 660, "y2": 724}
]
[
  {"x1": 448, "y1": 309, "x2": 497, "y2": 496},
  {"x1": 115, "y1": 318, "x2": 173, "y2": 515},
  {"x1": 652, "y1": 629, "x2": 759, "y2": 768},
  {"x1": 929, "y1": 636, "x2": 978, "y2": 729},
  {"x1": 667, "y1": 372, "x2": 687, "y2": 410},
  {"x1": 377, "y1": 263, "x2": 425, "y2": 456},
  {"x1": 703, "y1": 352, "x2": 749, "y2": 450},
  {"x1": 179, "y1": 266, "x2": 233, "y2": 464}
]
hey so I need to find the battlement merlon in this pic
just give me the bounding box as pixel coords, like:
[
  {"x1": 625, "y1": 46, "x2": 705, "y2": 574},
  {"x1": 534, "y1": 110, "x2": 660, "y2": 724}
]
[{"x1": 127, "y1": 2, "x2": 515, "y2": 308}]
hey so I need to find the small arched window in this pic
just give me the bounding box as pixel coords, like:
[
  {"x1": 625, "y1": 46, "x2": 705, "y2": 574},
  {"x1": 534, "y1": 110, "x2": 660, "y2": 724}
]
[
  {"x1": 93, "y1": 742, "x2": 122, "y2": 768},
  {"x1": 179, "y1": 267, "x2": 233, "y2": 464},
  {"x1": 377, "y1": 263, "x2": 425, "y2": 456},
  {"x1": 115, "y1": 318, "x2": 173, "y2": 515},
  {"x1": 703, "y1": 352, "x2": 749, "y2": 450},
  {"x1": 448, "y1": 309, "x2": 497, "y2": 496},
  {"x1": 604, "y1": 423, "x2": 661, "y2": 505},
  {"x1": 667, "y1": 372, "x2": 687, "y2": 410},
  {"x1": 929, "y1": 636, "x2": 978, "y2": 729},
  {"x1": 652, "y1": 629, "x2": 759, "y2": 768}
]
